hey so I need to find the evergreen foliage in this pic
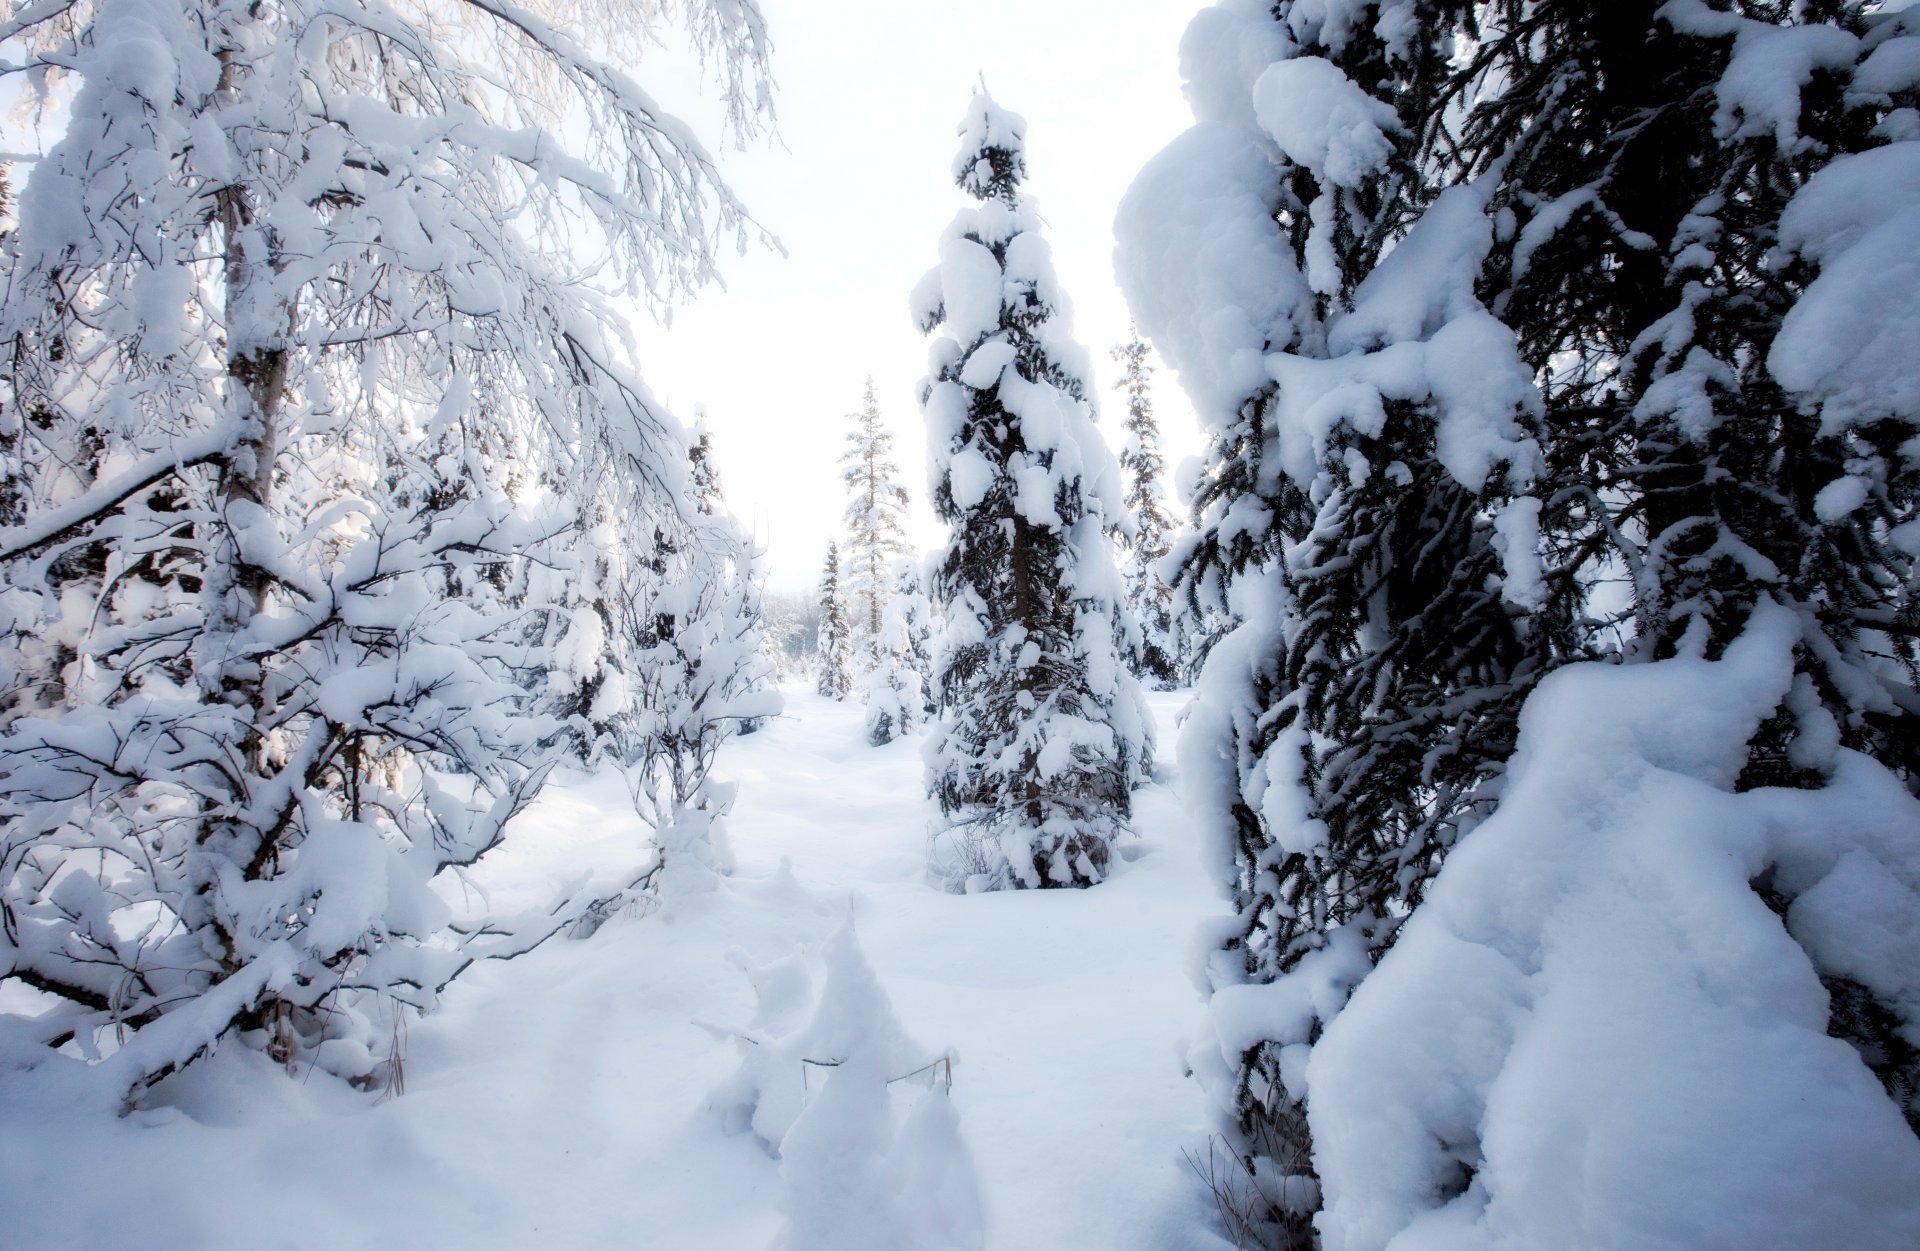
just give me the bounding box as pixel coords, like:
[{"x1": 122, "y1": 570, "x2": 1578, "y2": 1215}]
[
  {"x1": 1112, "y1": 331, "x2": 1180, "y2": 688},
  {"x1": 1119, "y1": 0, "x2": 1920, "y2": 1238},
  {"x1": 864, "y1": 557, "x2": 935, "y2": 746},
  {"x1": 815, "y1": 542, "x2": 854, "y2": 700},
  {"x1": 914, "y1": 92, "x2": 1150, "y2": 890},
  {"x1": 839, "y1": 378, "x2": 913, "y2": 670}
]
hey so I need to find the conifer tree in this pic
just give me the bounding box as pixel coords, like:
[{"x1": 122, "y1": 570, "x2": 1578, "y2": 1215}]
[
  {"x1": 914, "y1": 91, "x2": 1150, "y2": 890},
  {"x1": 864, "y1": 558, "x2": 934, "y2": 746},
  {"x1": 1112, "y1": 331, "x2": 1180, "y2": 688},
  {"x1": 689, "y1": 408, "x2": 727, "y2": 517},
  {"x1": 839, "y1": 379, "x2": 913, "y2": 671},
  {"x1": 890, "y1": 556, "x2": 940, "y2": 718},
  {"x1": 815, "y1": 542, "x2": 854, "y2": 700},
  {"x1": 1121, "y1": 15, "x2": 1552, "y2": 1226},
  {"x1": 1120, "y1": 0, "x2": 1920, "y2": 1241}
]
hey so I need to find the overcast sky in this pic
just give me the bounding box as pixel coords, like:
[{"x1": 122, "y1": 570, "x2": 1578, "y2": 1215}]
[{"x1": 629, "y1": 0, "x2": 1204, "y2": 591}]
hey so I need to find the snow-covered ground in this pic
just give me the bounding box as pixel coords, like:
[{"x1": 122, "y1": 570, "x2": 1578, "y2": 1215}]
[{"x1": 1, "y1": 687, "x2": 1227, "y2": 1250}]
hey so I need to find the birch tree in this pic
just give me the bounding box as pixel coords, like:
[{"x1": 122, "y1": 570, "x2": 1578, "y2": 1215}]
[{"x1": 0, "y1": 0, "x2": 773, "y2": 1100}]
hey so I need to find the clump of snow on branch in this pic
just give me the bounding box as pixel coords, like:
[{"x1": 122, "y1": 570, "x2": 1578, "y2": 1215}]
[{"x1": 1306, "y1": 609, "x2": 1920, "y2": 1251}]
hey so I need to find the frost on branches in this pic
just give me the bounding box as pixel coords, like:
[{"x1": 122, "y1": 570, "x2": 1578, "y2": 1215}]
[
  {"x1": 1121, "y1": 1, "x2": 1920, "y2": 1246},
  {"x1": 914, "y1": 91, "x2": 1150, "y2": 891},
  {"x1": 839, "y1": 378, "x2": 913, "y2": 670},
  {"x1": 815, "y1": 542, "x2": 854, "y2": 700},
  {"x1": 1111, "y1": 330, "x2": 1180, "y2": 688},
  {"x1": 865, "y1": 557, "x2": 934, "y2": 747},
  {"x1": 616, "y1": 431, "x2": 781, "y2": 901},
  {"x1": 0, "y1": 0, "x2": 772, "y2": 1101}
]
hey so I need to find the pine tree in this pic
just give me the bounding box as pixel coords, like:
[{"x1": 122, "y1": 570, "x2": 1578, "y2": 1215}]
[
  {"x1": 0, "y1": 0, "x2": 773, "y2": 1098},
  {"x1": 1479, "y1": 0, "x2": 1919, "y2": 1121},
  {"x1": 864, "y1": 558, "x2": 933, "y2": 746},
  {"x1": 890, "y1": 556, "x2": 940, "y2": 718},
  {"x1": 1112, "y1": 330, "x2": 1180, "y2": 688},
  {"x1": 1120, "y1": 13, "x2": 1554, "y2": 1226},
  {"x1": 689, "y1": 407, "x2": 728, "y2": 517},
  {"x1": 914, "y1": 91, "x2": 1150, "y2": 890},
  {"x1": 1119, "y1": 0, "x2": 1920, "y2": 1240},
  {"x1": 839, "y1": 378, "x2": 913, "y2": 670},
  {"x1": 815, "y1": 542, "x2": 854, "y2": 700}
]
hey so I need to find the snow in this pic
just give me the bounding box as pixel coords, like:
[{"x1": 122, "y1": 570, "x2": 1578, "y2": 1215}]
[
  {"x1": 0, "y1": 689, "x2": 1227, "y2": 1250},
  {"x1": 1250, "y1": 56, "x2": 1398, "y2": 188},
  {"x1": 1490, "y1": 496, "x2": 1545, "y2": 610},
  {"x1": 1662, "y1": 0, "x2": 1860, "y2": 150},
  {"x1": 1115, "y1": 123, "x2": 1306, "y2": 424},
  {"x1": 1854, "y1": 31, "x2": 1920, "y2": 100},
  {"x1": 1304, "y1": 607, "x2": 1920, "y2": 1251},
  {"x1": 1771, "y1": 141, "x2": 1920, "y2": 435},
  {"x1": 932, "y1": 235, "x2": 1007, "y2": 344},
  {"x1": 1178, "y1": 0, "x2": 1295, "y2": 130},
  {"x1": 947, "y1": 448, "x2": 995, "y2": 510}
]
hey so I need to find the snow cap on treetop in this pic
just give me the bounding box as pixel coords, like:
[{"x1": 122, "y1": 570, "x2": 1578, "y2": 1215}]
[{"x1": 953, "y1": 90, "x2": 1027, "y2": 201}]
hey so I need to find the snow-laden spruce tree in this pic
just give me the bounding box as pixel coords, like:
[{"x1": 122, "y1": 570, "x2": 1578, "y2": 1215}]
[
  {"x1": 1111, "y1": 330, "x2": 1180, "y2": 688},
  {"x1": 914, "y1": 91, "x2": 1150, "y2": 890},
  {"x1": 1118, "y1": 8, "x2": 1552, "y2": 1230},
  {"x1": 894, "y1": 555, "x2": 941, "y2": 719},
  {"x1": 839, "y1": 378, "x2": 913, "y2": 669},
  {"x1": 864, "y1": 558, "x2": 932, "y2": 746},
  {"x1": 815, "y1": 542, "x2": 854, "y2": 700},
  {"x1": 0, "y1": 0, "x2": 771, "y2": 1101},
  {"x1": 1120, "y1": 1, "x2": 1920, "y2": 1245}
]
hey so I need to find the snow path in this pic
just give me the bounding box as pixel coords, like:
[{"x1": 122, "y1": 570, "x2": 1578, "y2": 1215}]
[{"x1": 0, "y1": 687, "x2": 1227, "y2": 1250}]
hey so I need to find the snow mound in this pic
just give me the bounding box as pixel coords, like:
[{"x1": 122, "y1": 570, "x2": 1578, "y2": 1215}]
[
  {"x1": 1306, "y1": 605, "x2": 1920, "y2": 1251},
  {"x1": 715, "y1": 918, "x2": 985, "y2": 1251}
]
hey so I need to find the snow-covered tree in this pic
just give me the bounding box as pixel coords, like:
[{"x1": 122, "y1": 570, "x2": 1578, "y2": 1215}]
[
  {"x1": 815, "y1": 542, "x2": 854, "y2": 700},
  {"x1": 914, "y1": 91, "x2": 1150, "y2": 890},
  {"x1": 686, "y1": 417, "x2": 773, "y2": 735},
  {"x1": 1119, "y1": 14, "x2": 1551, "y2": 1221},
  {"x1": 892, "y1": 556, "x2": 940, "y2": 718},
  {"x1": 620, "y1": 518, "x2": 780, "y2": 899},
  {"x1": 689, "y1": 409, "x2": 727, "y2": 517},
  {"x1": 839, "y1": 378, "x2": 912, "y2": 668},
  {"x1": 1120, "y1": 1, "x2": 1920, "y2": 1244},
  {"x1": 1111, "y1": 330, "x2": 1180, "y2": 688},
  {"x1": 0, "y1": 0, "x2": 772, "y2": 1099},
  {"x1": 864, "y1": 558, "x2": 931, "y2": 747},
  {"x1": 608, "y1": 428, "x2": 779, "y2": 901}
]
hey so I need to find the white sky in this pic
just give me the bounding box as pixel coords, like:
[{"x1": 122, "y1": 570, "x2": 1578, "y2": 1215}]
[{"x1": 629, "y1": 0, "x2": 1204, "y2": 592}]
